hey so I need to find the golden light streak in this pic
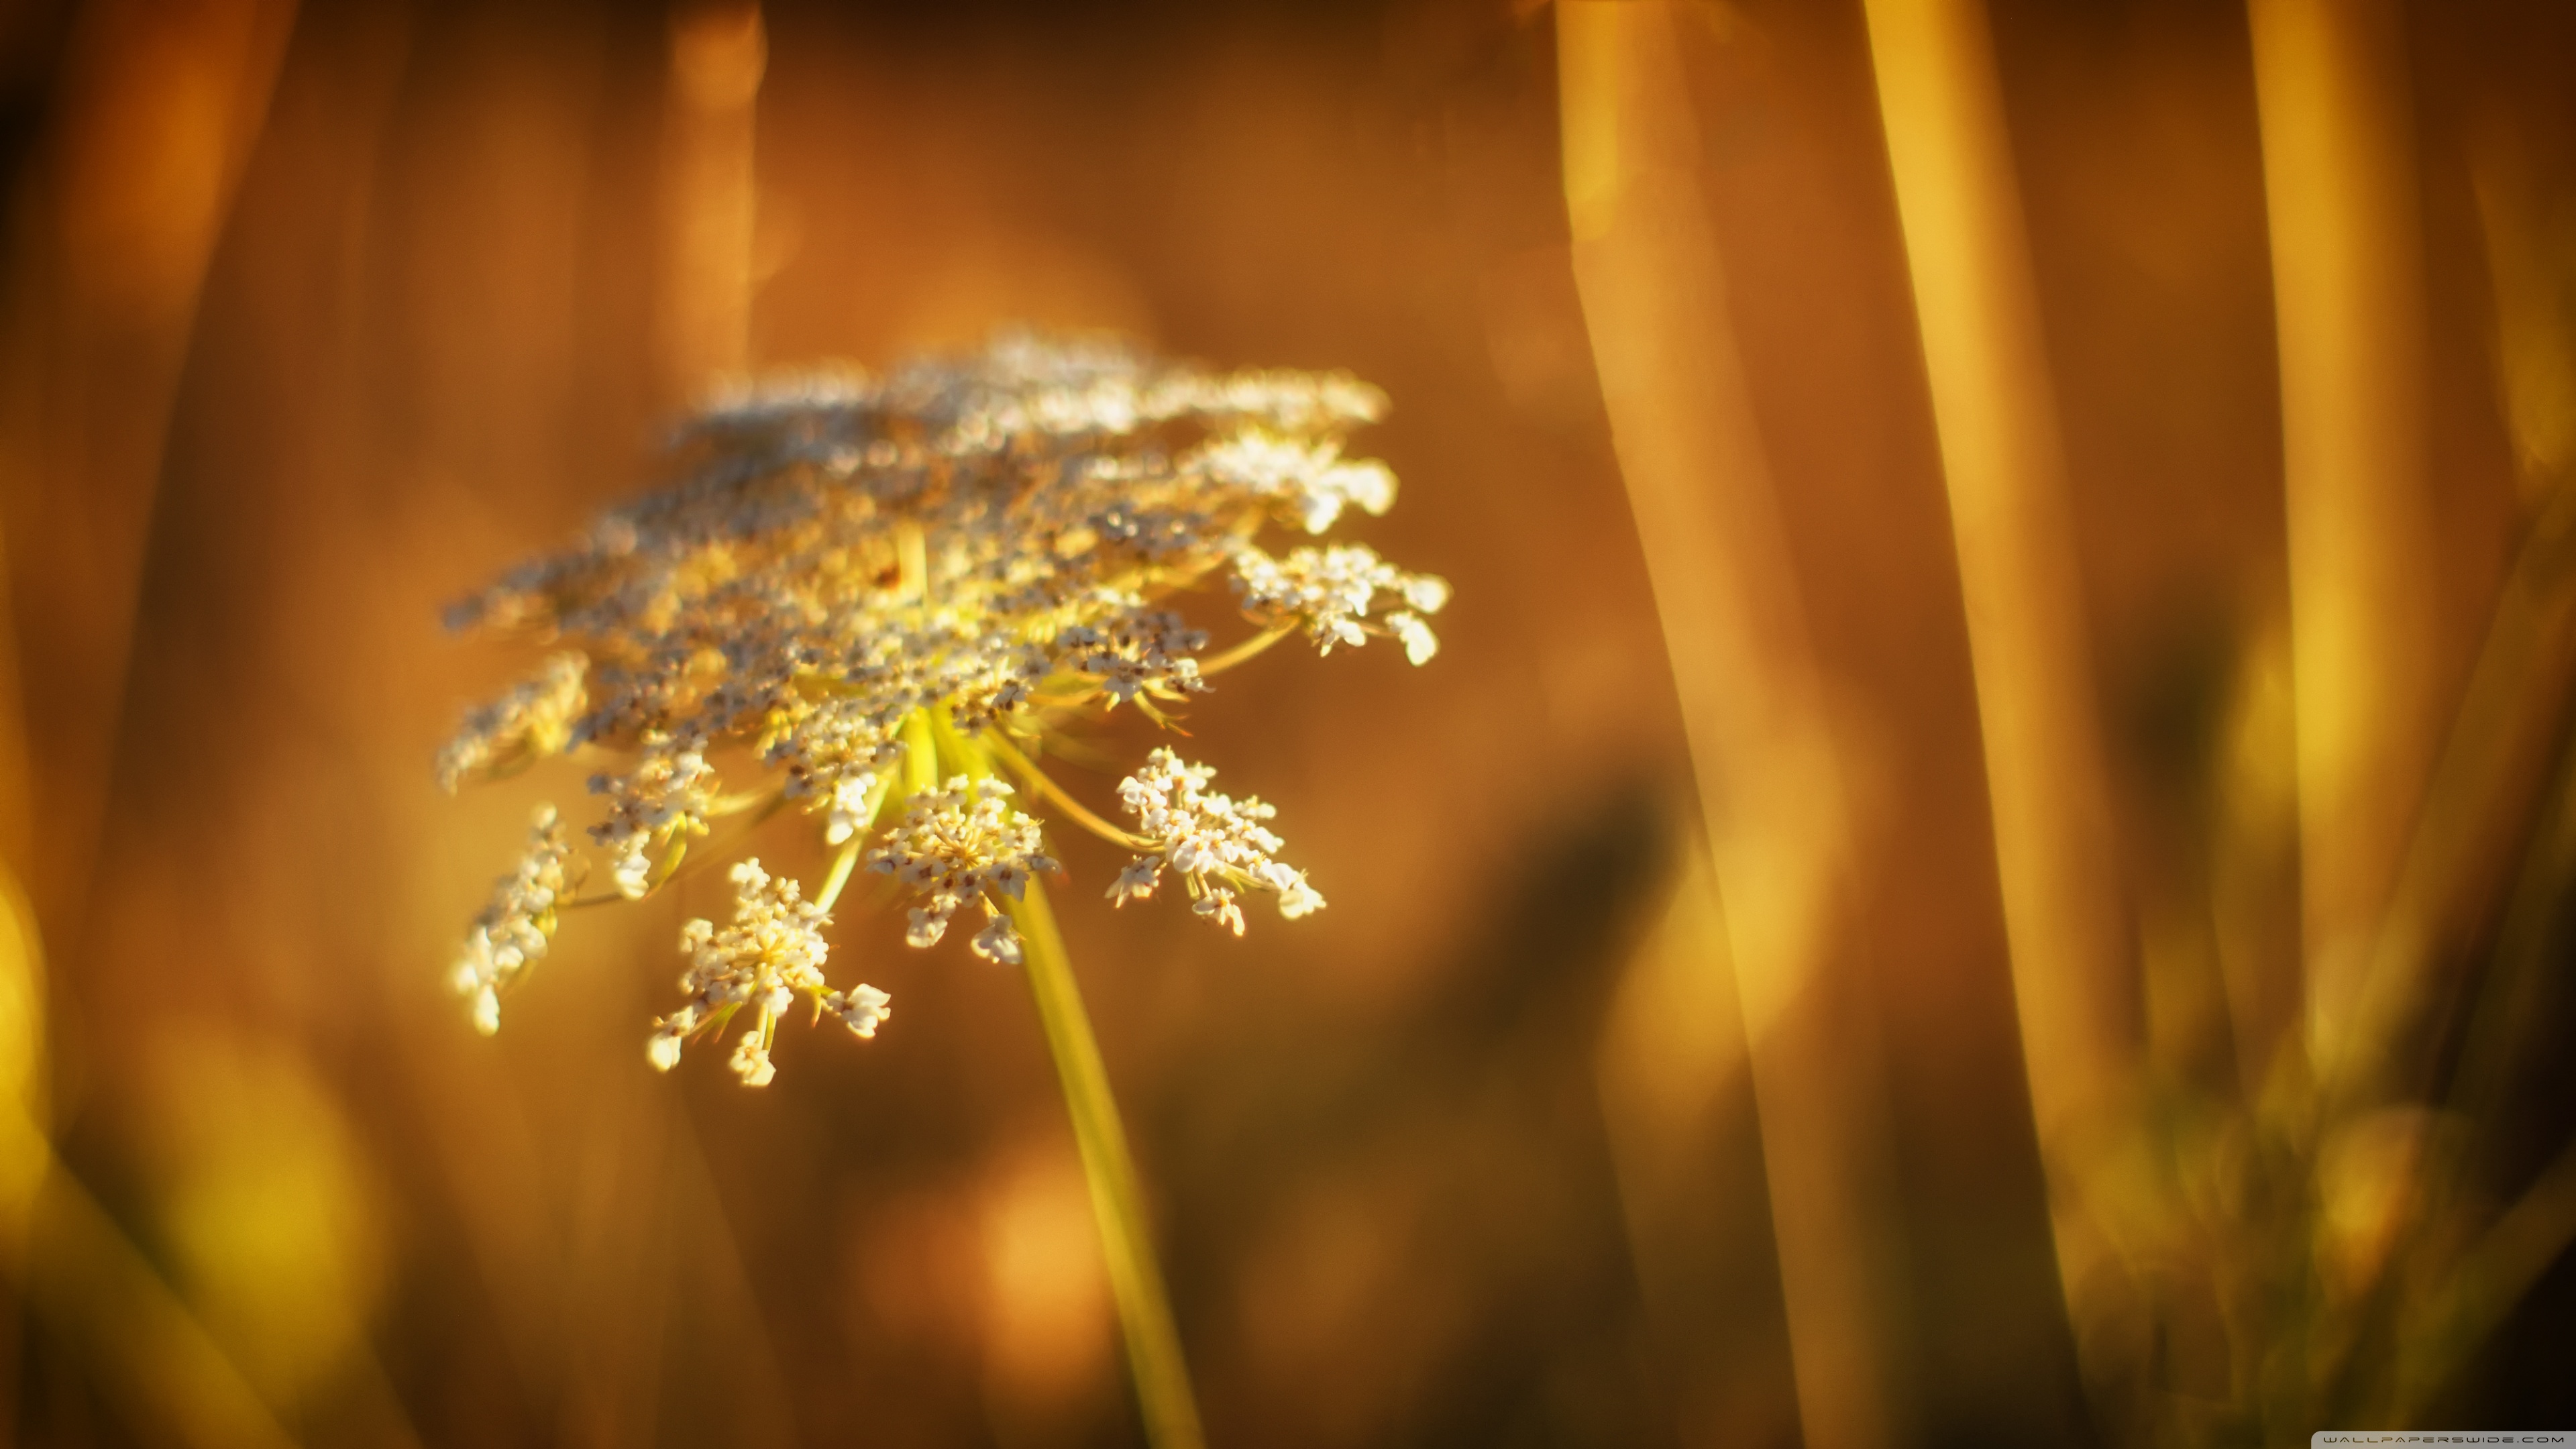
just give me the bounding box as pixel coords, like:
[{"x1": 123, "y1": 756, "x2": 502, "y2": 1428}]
[
  {"x1": 1859, "y1": 0, "x2": 2138, "y2": 1398},
  {"x1": 0, "y1": 0, "x2": 299, "y2": 940},
  {"x1": 1559, "y1": 7, "x2": 1898, "y2": 1444},
  {"x1": 2246, "y1": 0, "x2": 2443, "y2": 1087}
]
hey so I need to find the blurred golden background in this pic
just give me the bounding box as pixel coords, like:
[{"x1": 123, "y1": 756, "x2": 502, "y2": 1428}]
[{"x1": 0, "y1": 0, "x2": 2571, "y2": 1444}]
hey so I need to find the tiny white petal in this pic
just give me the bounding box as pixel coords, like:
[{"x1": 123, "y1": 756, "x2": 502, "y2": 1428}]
[
  {"x1": 971, "y1": 914, "x2": 1024, "y2": 965},
  {"x1": 729, "y1": 1030, "x2": 777, "y2": 1087}
]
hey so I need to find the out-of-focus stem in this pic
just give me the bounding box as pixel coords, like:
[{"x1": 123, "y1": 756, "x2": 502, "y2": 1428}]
[
  {"x1": 904, "y1": 710, "x2": 939, "y2": 795},
  {"x1": 1195, "y1": 625, "x2": 1294, "y2": 678},
  {"x1": 1862, "y1": 0, "x2": 2131, "y2": 1152},
  {"x1": 2246, "y1": 0, "x2": 2440, "y2": 1097},
  {"x1": 661, "y1": 0, "x2": 764, "y2": 397},
  {"x1": 949, "y1": 722, "x2": 1197, "y2": 1444},
  {"x1": 814, "y1": 839, "x2": 861, "y2": 913},
  {"x1": 0, "y1": 0, "x2": 299, "y2": 957},
  {"x1": 1004, "y1": 879, "x2": 1205, "y2": 1449},
  {"x1": 983, "y1": 731, "x2": 1150, "y2": 849},
  {"x1": 0, "y1": 870, "x2": 297, "y2": 1449},
  {"x1": 1859, "y1": 0, "x2": 2137, "y2": 1397},
  {"x1": 1558, "y1": 7, "x2": 1898, "y2": 1446}
]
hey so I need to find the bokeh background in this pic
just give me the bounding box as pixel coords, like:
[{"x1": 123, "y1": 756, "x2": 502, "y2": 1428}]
[{"x1": 0, "y1": 0, "x2": 2571, "y2": 1444}]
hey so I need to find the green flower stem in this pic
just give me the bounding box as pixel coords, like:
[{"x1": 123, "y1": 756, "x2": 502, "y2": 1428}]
[
  {"x1": 904, "y1": 710, "x2": 941, "y2": 794},
  {"x1": 814, "y1": 839, "x2": 861, "y2": 913},
  {"x1": 981, "y1": 731, "x2": 1149, "y2": 849},
  {"x1": 1005, "y1": 878, "x2": 1205, "y2": 1449}
]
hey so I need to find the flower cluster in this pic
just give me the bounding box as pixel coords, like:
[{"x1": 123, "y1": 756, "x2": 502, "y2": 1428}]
[
  {"x1": 437, "y1": 331, "x2": 1446, "y2": 1083},
  {"x1": 435, "y1": 653, "x2": 586, "y2": 793},
  {"x1": 1049, "y1": 607, "x2": 1209, "y2": 708},
  {"x1": 1110, "y1": 749, "x2": 1323, "y2": 934},
  {"x1": 1233, "y1": 543, "x2": 1451, "y2": 663},
  {"x1": 649, "y1": 859, "x2": 889, "y2": 1087},
  {"x1": 447, "y1": 806, "x2": 576, "y2": 1036},
  {"x1": 588, "y1": 733, "x2": 717, "y2": 898},
  {"x1": 867, "y1": 776, "x2": 1057, "y2": 963}
]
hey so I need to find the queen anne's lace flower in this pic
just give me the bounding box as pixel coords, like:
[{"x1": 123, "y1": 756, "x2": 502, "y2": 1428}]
[
  {"x1": 1109, "y1": 749, "x2": 1324, "y2": 934},
  {"x1": 824, "y1": 771, "x2": 882, "y2": 845},
  {"x1": 867, "y1": 776, "x2": 1057, "y2": 963},
  {"x1": 1231, "y1": 543, "x2": 1450, "y2": 657},
  {"x1": 1048, "y1": 606, "x2": 1210, "y2": 708},
  {"x1": 436, "y1": 653, "x2": 587, "y2": 792},
  {"x1": 1192, "y1": 431, "x2": 1396, "y2": 533},
  {"x1": 647, "y1": 859, "x2": 888, "y2": 1082},
  {"x1": 447, "y1": 806, "x2": 576, "y2": 1035},
  {"x1": 587, "y1": 733, "x2": 717, "y2": 898},
  {"x1": 437, "y1": 332, "x2": 1446, "y2": 1083}
]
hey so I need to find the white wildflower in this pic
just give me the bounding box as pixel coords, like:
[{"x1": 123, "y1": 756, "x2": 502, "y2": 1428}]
[
  {"x1": 435, "y1": 653, "x2": 586, "y2": 792},
  {"x1": 1191, "y1": 431, "x2": 1397, "y2": 534},
  {"x1": 588, "y1": 734, "x2": 716, "y2": 899},
  {"x1": 1265, "y1": 862, "x2": 1328, "y2": 920},
  {"x1": 448, "y1": 806, "x2": 574, "y2": 1035},
  {"x1": 1195, "y1": 889, "x2": 1248, "y2": 936},
  {"x1": 825, "y1": 771, "x2": 881, "y2": 845},
  {"x1": 647, "y1": 1014, "x2": 691, "y2": 1072},
  {"x1": 643, "y1": 859, "x2": 885, "y2": 1084},
  {"x1": 868, "y1": 777, "x2": 1057, "y2": 955},
  {"x1": 971, "y1": 911, "x2": 1026, "y2": 965},
  {"x1": 1232, "y1": 543, "x2": 1448, "y2": 658},
  {"x1": 1112, "y1": 749, "x2": 1323, "y2": 928},
  {"x1": 729, "y1": 1030, "x2": 777, "y2": 1087},
  {"x1": 441, "y1": 333, "x2": 1446, "y2": 1082},
  {"x1": 1106, "y1": 856, "x2": 1161, "y2": 906},
  {"x1": 1050, "y1": 606, "x2": 1210, "y2": 708},
  {"x1": 824, "y1": 984, "x2": 892, "y2": 1038},
  {"x1": 1389, "y1": 612, "x2": 1440, "y2": 666},
  {"x1": 446, "y1": 335, "x2": 1438, "y2": 818}
]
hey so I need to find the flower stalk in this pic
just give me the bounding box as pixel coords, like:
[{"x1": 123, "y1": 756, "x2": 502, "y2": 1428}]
[{"x1": 1007, "y1": 875, "x2": 1203, "y2": 1449}]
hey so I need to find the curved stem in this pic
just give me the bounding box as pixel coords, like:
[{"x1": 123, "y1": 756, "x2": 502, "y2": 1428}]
[
  {"x1": 903, "y1": 710, "x2": 940, "y2": 794},
  {"x1": 1004, "y1": 879, "x2": 1204, "y2": 1449},
  {"x1": 1195, "y1": 623, "x2": 1293, "y2": 678},
  {"x1": 561, "y1": 790, "x2": 792, "y2": 910},
  {"x1": 704, "y1": 786, "x2": 782, "y2": 819},
  {"x1": 982, "y1": 731, "x2": 1150, "y2": 849},
  {"x1": 813, "y1": 839, "x2": 862, "y2": 913}
]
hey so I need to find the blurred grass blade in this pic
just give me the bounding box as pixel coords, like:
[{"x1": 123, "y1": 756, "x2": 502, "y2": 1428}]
[
  {"x1": 0, "y1": 0, "x2": 299, "y2": 943},
  {"x1": 2347, "y1": 478, "x2": 2576, "y2": 1112},
  {"x1": 2467, "y1": 123, "x2": 2576, "y2": 500},
  {"x1": 1858, "y1": 0, "x2": 2137, "y2": 1397},
  {"x1": 2347, "y1": 134, "x2": 2576, "y2": 1115},
  {"x1": 2403, "y1": 1134, "x2": 2576, "y2": 1413},
  {"x1": 1559, "y1": 6, "x2": 1901, "y2": 1445},
  {"x1": 2246, "y1": 0, "x2": 2444, "y2": 1094},
  {"x1": 0, "y1": 866, "x2": 298, "y2": 1449},
  {"x1": 1595, "y1": 835, "x2": 1797, "y2": 1445}
]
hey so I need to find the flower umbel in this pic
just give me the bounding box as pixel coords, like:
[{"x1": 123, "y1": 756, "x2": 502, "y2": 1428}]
[
  {"x1": 447, "y1": 805, "x2": 576, "y2": 1037},
  {"x1": 436, "y1": 331, "x2": 1447, "y2": 1082},
  {"x1": 1109, "y1": 749, "x2": 1322, "y2": 934},
  {"x1": 435, "y1": 653, "x2": 586, "y2": 792},
  {"x1": 649, "y1": 859, "x2": 884, "y2": 1084},
  {"x1": 867, "y1": 775, "x2": 1057, "y2": 962}
]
